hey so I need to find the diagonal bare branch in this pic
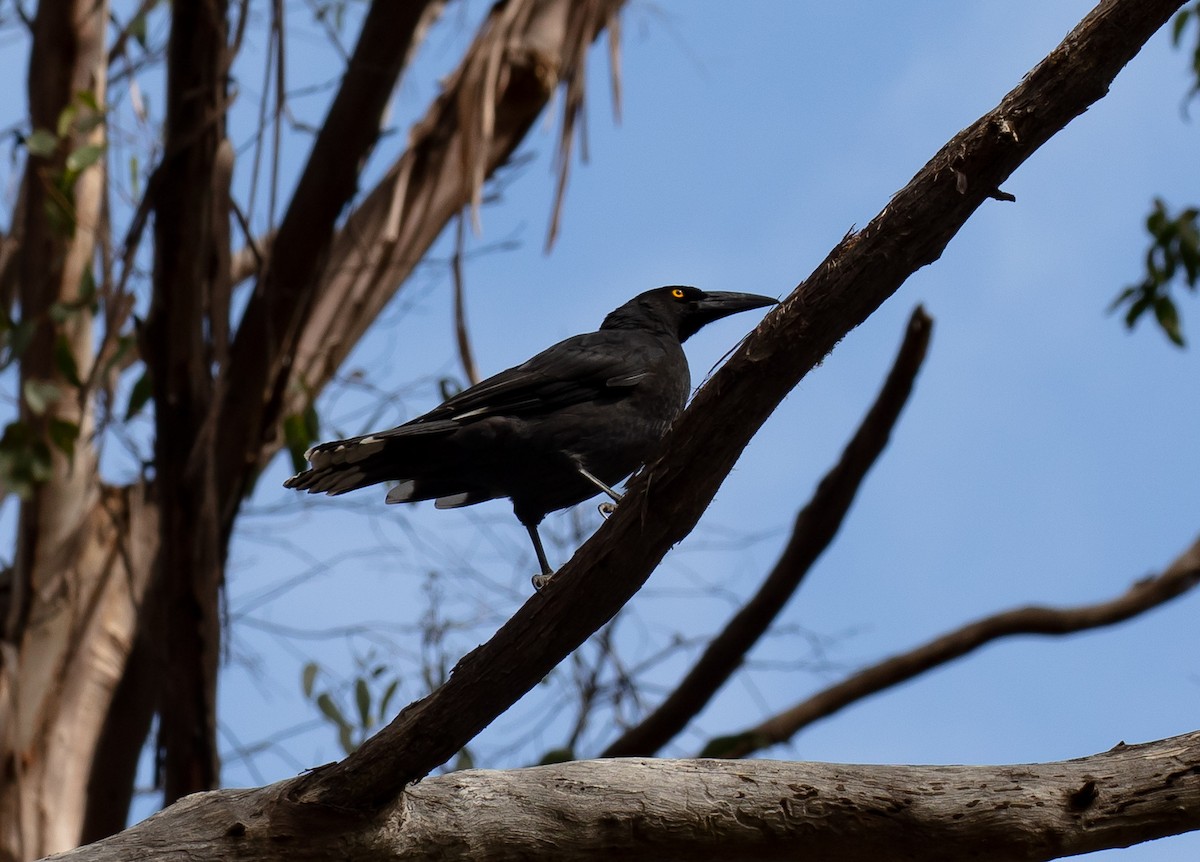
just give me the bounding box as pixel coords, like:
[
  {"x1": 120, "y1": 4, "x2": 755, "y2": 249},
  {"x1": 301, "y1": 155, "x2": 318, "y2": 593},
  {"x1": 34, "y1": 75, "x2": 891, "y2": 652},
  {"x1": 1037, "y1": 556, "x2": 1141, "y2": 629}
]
[
  {"x1": 286, "y1": 0, "x2": 1186, "y2": 813},
  {"x1": 215, "y1": 0, "x2": 446, "y2": 527},
  {"x1": 705, "y1": 532, "x2": 1200, "y2": 759},
  {"x1": 603, "y1": 306, "x2": 933, "y2": 759}
]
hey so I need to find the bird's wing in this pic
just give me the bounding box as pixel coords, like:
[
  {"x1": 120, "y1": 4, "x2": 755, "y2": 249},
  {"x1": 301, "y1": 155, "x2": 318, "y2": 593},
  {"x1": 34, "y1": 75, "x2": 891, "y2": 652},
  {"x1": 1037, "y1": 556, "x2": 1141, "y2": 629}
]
[
  {"x1": 297, "y1": 332, "x2": 658, "y2": 470},
  {"x1": 417, "y1": 331, "x2": 653, "y2": 424}
]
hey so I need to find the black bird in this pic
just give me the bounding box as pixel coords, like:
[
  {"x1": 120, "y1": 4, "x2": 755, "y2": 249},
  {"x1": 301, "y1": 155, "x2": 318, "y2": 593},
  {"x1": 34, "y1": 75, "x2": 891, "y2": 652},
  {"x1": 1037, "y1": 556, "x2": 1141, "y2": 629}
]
[{"x1": 284, "y1": 286, "x2": 776, "y2": 586}]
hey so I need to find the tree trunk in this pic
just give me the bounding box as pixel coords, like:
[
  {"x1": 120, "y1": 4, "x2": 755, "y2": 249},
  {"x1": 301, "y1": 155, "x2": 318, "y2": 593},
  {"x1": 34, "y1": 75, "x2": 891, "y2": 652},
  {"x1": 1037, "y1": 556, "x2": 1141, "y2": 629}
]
[
  {"x1": 0, "y1": 2, "x2": 134, "y2": 859},
  {"x1": 145, "y1": 0, "x2": 231, "y2": 804}
]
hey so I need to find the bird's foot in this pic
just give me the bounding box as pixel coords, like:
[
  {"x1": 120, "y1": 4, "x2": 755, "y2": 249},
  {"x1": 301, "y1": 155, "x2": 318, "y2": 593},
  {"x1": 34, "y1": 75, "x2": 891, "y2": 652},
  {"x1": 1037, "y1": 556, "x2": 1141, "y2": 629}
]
[
  {"x1": 531, "y1": 572, "x2": 554, "y2": 591},
  {"x1": 598, "y1": 501, "x2": 617, "y2": 519}
]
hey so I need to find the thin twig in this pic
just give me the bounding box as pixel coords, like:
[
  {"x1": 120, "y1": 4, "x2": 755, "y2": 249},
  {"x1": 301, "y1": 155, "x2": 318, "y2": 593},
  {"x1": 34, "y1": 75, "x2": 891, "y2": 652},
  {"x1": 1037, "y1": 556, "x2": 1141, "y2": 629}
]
[{"x1": 452, "y1": 210, "x2": 481, "y2": 385}]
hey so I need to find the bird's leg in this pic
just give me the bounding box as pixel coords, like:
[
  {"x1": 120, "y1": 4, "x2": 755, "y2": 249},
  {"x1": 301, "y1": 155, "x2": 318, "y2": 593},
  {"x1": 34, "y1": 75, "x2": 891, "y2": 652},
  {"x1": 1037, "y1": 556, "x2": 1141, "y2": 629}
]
[
  {"x1": 527, "y1": 524, "x2": 556, "y2": 590},
  {"x1": 575, "y1": 465, "x2": 622, "y2": 518}
]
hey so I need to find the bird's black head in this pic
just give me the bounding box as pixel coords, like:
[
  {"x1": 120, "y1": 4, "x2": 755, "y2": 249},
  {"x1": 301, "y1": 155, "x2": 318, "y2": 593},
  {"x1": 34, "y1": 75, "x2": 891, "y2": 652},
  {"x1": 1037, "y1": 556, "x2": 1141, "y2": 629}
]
[{"x1": 601, "y1": 286, "x2": 778, "y2": 342}]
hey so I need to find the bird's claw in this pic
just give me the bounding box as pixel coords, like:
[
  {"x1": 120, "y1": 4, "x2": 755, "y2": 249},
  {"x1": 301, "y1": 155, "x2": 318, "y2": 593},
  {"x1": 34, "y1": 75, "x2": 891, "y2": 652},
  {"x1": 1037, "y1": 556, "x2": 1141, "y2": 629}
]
[
  {"x1": 598, "y1": 501, "x2": 617, "y2": 519},
  {"x1": 531, "y1": 572, "x2": 553, "y2": 591}
]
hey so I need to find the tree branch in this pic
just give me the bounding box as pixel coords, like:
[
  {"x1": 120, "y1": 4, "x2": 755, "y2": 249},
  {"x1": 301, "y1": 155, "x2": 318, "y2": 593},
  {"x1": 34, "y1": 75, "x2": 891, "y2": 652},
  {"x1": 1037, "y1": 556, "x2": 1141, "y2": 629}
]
[
  {"x1": 217, "y1": 0, "x2": 445, "y2": 530},
  {"x1": 49, "y1": 731, "x2": 1200, "y2": 861},
  {"x1": 709, "y1": 533, "x2": 1200, "y2": 759},
  {"x1": 147, "y1": 0, "x2": 231, "y2": 803},
  {"x1": 602, "y1": 306, "x2": 933, "y2": 758},
  {"x1": 267, "y1": 0, "x2": 626, "y2": 462},
  {"x1": 289, "y1": 0, "x2": 1184, "y2": 813}
]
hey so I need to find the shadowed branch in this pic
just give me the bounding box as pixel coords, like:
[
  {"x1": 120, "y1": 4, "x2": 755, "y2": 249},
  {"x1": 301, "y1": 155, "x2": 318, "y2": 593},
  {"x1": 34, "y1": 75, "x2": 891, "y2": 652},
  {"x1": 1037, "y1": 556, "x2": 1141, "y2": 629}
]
[{"x1": 703, "y1": 533, "x2": 1200, "y2": 759}]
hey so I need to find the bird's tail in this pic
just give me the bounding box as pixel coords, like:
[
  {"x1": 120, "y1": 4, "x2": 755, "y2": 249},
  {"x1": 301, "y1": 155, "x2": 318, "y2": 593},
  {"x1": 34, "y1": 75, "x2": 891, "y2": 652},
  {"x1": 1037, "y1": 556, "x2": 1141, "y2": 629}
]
[{"x1": 283, "y1": 428, "x2": 444, "y2": 496}]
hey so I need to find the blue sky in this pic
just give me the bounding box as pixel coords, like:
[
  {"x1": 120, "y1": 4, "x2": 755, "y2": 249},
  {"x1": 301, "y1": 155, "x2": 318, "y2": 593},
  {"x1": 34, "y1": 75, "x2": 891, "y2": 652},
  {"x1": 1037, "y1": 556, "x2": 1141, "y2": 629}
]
[{"x1": 4, "y1": 2, "x2": 1200, "y2": 858}]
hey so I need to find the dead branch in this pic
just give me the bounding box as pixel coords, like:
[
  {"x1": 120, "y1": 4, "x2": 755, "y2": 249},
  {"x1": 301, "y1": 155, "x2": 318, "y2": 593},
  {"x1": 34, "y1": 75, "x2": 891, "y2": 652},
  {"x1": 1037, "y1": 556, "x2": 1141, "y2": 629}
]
[
  {"x1": 49, "y1": 731, "x2": 1200, "y2": 862},
  {"x1": 708, "y1": 533, "x2": 1200, "y2": 759}
]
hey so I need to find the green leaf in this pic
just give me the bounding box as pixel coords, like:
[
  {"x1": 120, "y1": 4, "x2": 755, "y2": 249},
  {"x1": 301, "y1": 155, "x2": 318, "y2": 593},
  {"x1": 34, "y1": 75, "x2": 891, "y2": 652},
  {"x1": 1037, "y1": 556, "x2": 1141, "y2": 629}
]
[
  {"x1": 125, "y1": 369, "x2": 153, "y2": 421},
  {"x1": 283, "y1": 410, "x2": 318, "y2": 473},
  {"x1": 74, "y1": 112, "x2": 105, "y2": 136},
  {"x1": 316, "y1": 693, "x2": 350, "y2": 730},
  {"x1": 1, "y1": 319, "x2": 36, "y2": 369},
  {"x1": 1124, "y1": 292, "x2": 1152, "y2": 329},
  {"x1": 25, "y1": 129, "x2": 58, "y2": 157},
  {"x1": 54, "y1": 336, "x2": 83, "y2": 387},
  {"x1": 23, "y1": 380, "x2": 62, "y2": 416},
  {"x1": 537, "y1": 747, "x2": 574, "y2": 765},
  {"x1": 47, "y1": 417, "x2": 79, "y2": 462},
  {"x1": 56, "y1": 104, "x2": 77, "y2": 139},
  {"x1": 0, "y1": 422, "x2": 54, "y2": 497},
  {"x1": 303, "y1": 402, "x2": 320, "y2": 440},
  {"x1": 74, "y1": 89, "x2": 101, "y2": 113},
  {"x1": 438, "y1": 376, "x2": 463, "y2": 401},
  {"x1": 337, "y1": 724, "x2": 356, "y2": 755},
  {"x1": 302, "y1": 662, "x2": 320, "y2": 698},
  {"x1": 1154, "y1": 295, "x2": 1185, "y2": 347},
  {"x1": 378, "y1": 679, "x2": 399, "y2": 720},
  {"x1": 1174, "y1": 8, "x2": 1193, "y2": 46},
  {"x1": 66, "y1": 143, "x2": 105, "y2": 173},
  {"x1": 354, "y1": 677, "x2": 371, "y2": 729}
]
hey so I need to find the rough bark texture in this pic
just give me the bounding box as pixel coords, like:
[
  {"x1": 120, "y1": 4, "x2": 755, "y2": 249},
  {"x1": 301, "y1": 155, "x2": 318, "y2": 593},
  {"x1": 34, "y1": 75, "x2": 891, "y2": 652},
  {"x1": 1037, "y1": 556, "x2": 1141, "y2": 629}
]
[
  {"x1": 46, "y1": 731, "x2": 1200, "y2": 862},
  {"x1": 289, "y1": 0, "x2": 1186, "y2": 813}
]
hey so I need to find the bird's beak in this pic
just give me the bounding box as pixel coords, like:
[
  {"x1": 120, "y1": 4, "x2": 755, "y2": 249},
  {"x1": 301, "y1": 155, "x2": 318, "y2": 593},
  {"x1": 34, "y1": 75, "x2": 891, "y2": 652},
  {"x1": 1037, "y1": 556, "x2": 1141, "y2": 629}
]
[
  {"x1": 694, "y1": 291, "x2": 779, "y2": 316},
  {"x1": 679, "y1": 290, "x2": 777, "y2": 341}
]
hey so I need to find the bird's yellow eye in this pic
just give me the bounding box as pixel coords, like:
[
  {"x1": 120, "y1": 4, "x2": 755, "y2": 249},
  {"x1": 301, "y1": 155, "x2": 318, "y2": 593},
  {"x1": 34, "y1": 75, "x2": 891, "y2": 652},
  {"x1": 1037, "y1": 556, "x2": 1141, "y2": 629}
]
[{"x1": 671, "y1": 288, "x2": 685, "y2": 299}]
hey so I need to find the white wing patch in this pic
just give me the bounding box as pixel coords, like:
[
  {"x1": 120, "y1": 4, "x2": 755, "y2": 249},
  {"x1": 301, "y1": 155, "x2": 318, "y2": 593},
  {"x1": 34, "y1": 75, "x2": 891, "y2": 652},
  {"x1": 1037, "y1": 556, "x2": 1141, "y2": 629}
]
[{"x1": 607, "y1": 372, "x2": 647, "y2": 387}]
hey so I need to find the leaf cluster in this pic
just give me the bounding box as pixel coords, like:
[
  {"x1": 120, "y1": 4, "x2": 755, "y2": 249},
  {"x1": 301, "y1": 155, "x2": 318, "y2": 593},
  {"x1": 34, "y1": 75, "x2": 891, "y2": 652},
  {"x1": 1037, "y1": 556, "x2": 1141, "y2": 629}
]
[{"x1": 1112, "y1": 198, "x2": 1199, "y2": 346}]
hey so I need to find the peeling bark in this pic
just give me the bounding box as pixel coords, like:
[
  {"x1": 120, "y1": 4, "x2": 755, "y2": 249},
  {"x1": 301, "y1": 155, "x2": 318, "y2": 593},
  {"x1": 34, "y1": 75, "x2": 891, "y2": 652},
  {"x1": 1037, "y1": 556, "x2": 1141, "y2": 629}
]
[
  {"x1": 266, "y1": 0, "x2": 626, "y2": 464},
  {"x1": 1, "y1": 483, "x2": 158, "y2": 861}
]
